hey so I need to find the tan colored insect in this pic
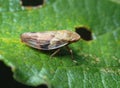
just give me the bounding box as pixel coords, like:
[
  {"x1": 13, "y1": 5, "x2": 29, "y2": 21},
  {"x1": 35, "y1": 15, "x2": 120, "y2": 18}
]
[{"x1": 21, "y1": 30, "x2": 80, "y2": 60}]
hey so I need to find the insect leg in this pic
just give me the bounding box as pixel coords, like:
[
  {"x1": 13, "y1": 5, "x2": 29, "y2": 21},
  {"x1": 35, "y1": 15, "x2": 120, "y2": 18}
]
[
  {"x1": 50, "y1": 48, "x2": 61, "y2": 58},
  {"x1": 66, "y1": 46, "x2": 73, "y2": 59},
  {"x1": 66, "y1": 46, "x2": 77, "y2": 63}
]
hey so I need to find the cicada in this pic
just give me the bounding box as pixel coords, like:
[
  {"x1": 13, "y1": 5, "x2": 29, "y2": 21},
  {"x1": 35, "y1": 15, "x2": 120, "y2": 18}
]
[{"x1": 21, "y1": 30, "x2": 80, "y2": 60}]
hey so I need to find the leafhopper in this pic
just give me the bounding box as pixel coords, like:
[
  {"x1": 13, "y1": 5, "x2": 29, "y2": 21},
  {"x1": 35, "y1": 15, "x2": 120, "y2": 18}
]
[{"x1": 21, "y1": 30, "x2": 81, "y2": 60}]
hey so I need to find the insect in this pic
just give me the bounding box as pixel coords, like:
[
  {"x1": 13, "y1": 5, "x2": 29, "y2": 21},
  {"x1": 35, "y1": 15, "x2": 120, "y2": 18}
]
[{"x1": 21, "y1": 30, "x2": 80, "y2": 60}]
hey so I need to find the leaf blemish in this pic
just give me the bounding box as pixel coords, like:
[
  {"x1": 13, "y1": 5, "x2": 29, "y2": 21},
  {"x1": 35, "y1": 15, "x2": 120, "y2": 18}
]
[
  {"x1": 75, "y1": 26, "x2": 93, "y2": 41},
  {"x1": 20, "y1": 0, "x2": 44, "y2": 8}
]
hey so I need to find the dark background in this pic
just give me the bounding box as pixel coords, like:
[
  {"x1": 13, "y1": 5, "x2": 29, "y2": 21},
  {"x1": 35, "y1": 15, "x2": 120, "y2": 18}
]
[{"x1": 0, "y1": 61, "x2": 47, "y2": 88}]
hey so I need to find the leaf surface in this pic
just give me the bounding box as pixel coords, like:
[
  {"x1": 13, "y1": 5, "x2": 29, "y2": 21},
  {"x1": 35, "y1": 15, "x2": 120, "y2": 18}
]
[{"x1": 0, "y1": 0, "x2": 120, "y2": 87}]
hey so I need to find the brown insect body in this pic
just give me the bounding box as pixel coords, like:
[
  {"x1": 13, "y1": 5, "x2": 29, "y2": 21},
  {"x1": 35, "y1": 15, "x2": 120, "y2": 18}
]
[{"x1": 21, "y1": 30, "x2": 80, "y2": 50}]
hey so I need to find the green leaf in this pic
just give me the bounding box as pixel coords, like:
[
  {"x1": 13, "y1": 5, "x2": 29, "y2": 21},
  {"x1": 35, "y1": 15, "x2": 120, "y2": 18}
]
[
  {"x1": 110, "y1": 0, "x2": 120, "y2": 4},
  {"x1": 0, "y1": 0, "x2": 120, "y2": 87}
]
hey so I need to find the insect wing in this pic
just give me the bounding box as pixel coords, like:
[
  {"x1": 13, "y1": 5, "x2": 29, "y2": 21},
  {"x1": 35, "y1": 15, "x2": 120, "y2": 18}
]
[
  {"x1": 21, "y1": 32, "x2": 68, "y2": 50},
  {"x1": 47, "y1": 40, "x2": 68, "y2": 50}
]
